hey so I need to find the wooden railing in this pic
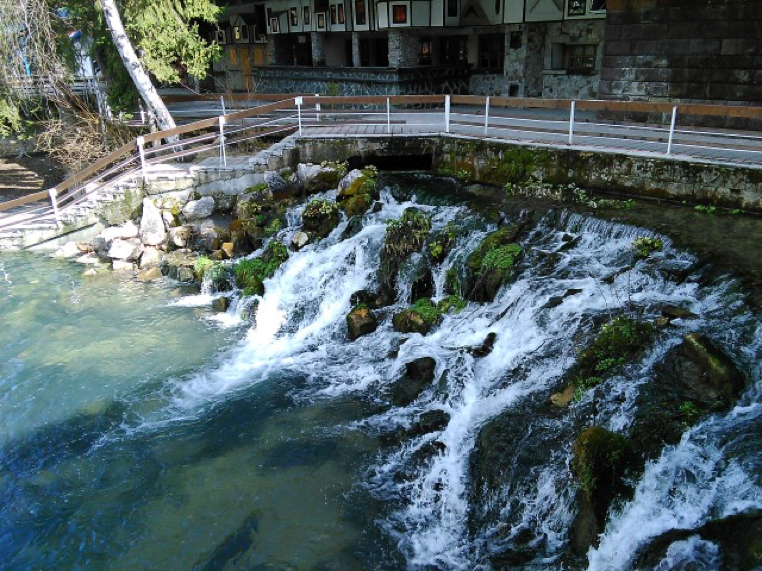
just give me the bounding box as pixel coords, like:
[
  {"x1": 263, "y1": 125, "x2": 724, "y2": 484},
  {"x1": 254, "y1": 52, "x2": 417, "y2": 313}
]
[{"x1": 2, "y1": 94, "x2": 761, "y2": 232}]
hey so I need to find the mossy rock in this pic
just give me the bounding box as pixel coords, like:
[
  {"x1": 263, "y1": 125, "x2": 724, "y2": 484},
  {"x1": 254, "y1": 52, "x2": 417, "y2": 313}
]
[
  {"x1": 571, "y1": 427, "x2": 637, "y2": 523},
  {"x1": 235, "y1": 241, "x2": 289, "y2": 297},
  {"x1": 302, "y1": 199, "x2": 340, "y2": 239},
  {"x1": 572, "y1": 316, "x2": 655, "y2": 398},
  {"x1": 392, "y1": 298, "x2": 442, "y2": 335},
  {"x1": 388, "y1": 357, "x2": 437, "y2": 407},
  {"x1": 465, "y1": 226, "x2": 524, "y2": 302},
  {"x1": 341, "y1": 193, "x2": 372, "y2": 218},
  {"x1": 427, "y1": 223, "x2": 457, "y2": 265},
  {"x1": 338, "y1": 167, "x2": 378, "y2": 201},
  {"x1": 378, "y1": 208, "x2": 431, "y2": 292},
  {"x1": 346, "y1": 305, "x2": 378, "y2": 340}
]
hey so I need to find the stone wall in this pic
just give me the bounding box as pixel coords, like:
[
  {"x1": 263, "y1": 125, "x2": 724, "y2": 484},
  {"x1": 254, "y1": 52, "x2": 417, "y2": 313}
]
[
  {"x1": 600, "y1": 0, "x2": 762, "y2": 126},
  {"x1": 388, "y1": 30, "x2": 420, "y2": 68},
  {"x1": 469, "y1": 73, "x2": 506, "y2": 96},
  {"x1": 541, "y1": 20, "x2": 605, "y2": 99},
  {"x1": 250, "y1": 66, "x2": 470, "y2": 95},
  {"x1": 293, "y1": 135, "x2": 762, "y2": 213}
]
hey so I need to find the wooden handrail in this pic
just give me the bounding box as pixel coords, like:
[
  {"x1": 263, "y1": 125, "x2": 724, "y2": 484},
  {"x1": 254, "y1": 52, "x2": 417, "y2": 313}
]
[
  {"x1": 162, "y1": 93, "x2": 310, "y2": 103},
  {"x1": 54, "y1": 140, "x2": 138, "y2": 195},
  {"x1": 0, "y1": 190, "x2": 49, "y2": 212}
]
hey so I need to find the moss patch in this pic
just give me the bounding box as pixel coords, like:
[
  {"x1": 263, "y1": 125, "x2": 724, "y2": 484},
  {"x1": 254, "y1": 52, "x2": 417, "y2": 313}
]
[
  {"x1": 378, "y1": 208, "x2": 432, "y2": 292},
  {"x1": 392, "y1": 298, "x2": 442, "y2": 335},
  {"x1": 465, "y1": 226, "x2": 524, "y2": 302},
  {"x1": 428, "y1": 222, "x2": 457, "y2": 265},
  {"x1": 235, "y1": 241, "x2": 289, "y2": 296},
  {"x1": 632, "y1": 237, "x2": 664, "y2": 259}
]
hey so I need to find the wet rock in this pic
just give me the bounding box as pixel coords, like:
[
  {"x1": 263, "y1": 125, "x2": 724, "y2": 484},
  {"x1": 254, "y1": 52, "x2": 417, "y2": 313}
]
[
  {"x1": 193, "y1": 223, "x2": 229, "y2": 253},
  {"x1": 471, "y1": 332, "x2": 497, "y2": 358},
  {"x1": 75, "y1": 253, "x2": 107, "y2": 265},
  {"x1": 392, "y1": 299, "x2": 441, "y2": 335},
  {"x1": 240, "y1": 298, "x2": 259, "y2": 322},
  {"x1": 630, "y1": 333, "x2": 746, "y2": 459},
  {"x1": 139, "y1": 198, "x2": 168, "y2": 246},
  {"x1": 661, "y1": 305, "x2": 698, "y2": 320},
  {"x1": 291, "y1": 231, "x2": 310, "y2": 251},
  {"x1": 346, "y1": 306, "x2": 378, "y2": 341},
  {"x1": 298, "y1": 162, "x2": 346, "y2": 195},
  {"x1": 408, "y1": 409, "x2": 450, "y2": 437},
  {"x1": 372, "y1": 201, "x2": 383, "y2": 213},
  {"x1": 112, "y1": 260, "x2": 135, "y2": 272},
  {"x1": 182, "y1": 196, "x2": 215, "y2": 221},
  {"x1": 550, "y1": 385, "x2": 575, "y2": 408},
  {"x1": 137, "y1": 267, "x2": 163, "y2": 281},
  {"x1": 556, "y1": 234, "x2": 581, "y2": 253},
  {"x1": 108, "y1": 238, "x2": 143, "y2": 261},
  {"x1": 465, "y1": 225, "x2": 524, "y2": 302},
  {"x1": 542, "y1": 288, "x2": 583, "y2": 309},
  {"x1": 350, "y1": 289, "x2": 392, "y2": 310},
  {"x1": 378, "y1": 208, "x2": 431, "y2": 292},
  {"x1": 54, "y1": 241, "x2": 81, "y2": 258},
  {"x1": 341, "y1": 193, "x2": 372, "y2": 218},
  {"x1": 221, "y1": 243, "x2": 235, "y2": 258},
  {"x1": 169, "y1": 226, "x2": 194, "y2": 249},
  {"x1": 209, "y1": 250, "x2": 227, "y2": 261},
  {"x1": 341, "y1": 216, "x2": 364, "y2": 240},
  {"x1": 337, "y1": 169, "x2": 364, "y2": 197},
  {"x1": 654, "y1": 316, "x2": 671, "y2": 328},
  {"x1": 410, "y1": 261, "x2": 434, "y2": 302},
  {"x1": 235, "y1": 188, "x2": 271, "y2": 220},
  {"x1": 160, "y1": 249, "x2": 198, "y2": 283},
  {"x1": 264, "y1": 170, "x2": 294, "y2": 195},
  {"x1": 389, "y1": 357, "x2": 437, "y2": 407},
  {"x1": 139, "y1": 247, "x2": 162, "y2": 269},
  {"x1": 212, "y1": 296, "x2": 231, "y2": 312},
  {"x1": 302, "y1": 199, "x2": 340, "y2": 239},
  {"x1": 427, "y1": 223, "x2": 457, "y2": 265},
  {"x1": 633, "y1": 511, "x2": 762, "y2": 571}
]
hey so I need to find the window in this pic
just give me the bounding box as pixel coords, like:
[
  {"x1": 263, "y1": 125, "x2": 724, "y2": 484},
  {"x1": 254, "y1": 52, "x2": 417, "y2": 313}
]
[
  {"x1": 330, "y1": 4, "x2": 337, "y2": 24},
  {"x1": 478, "y1": 35, "x2": 504, "y2": 70},
  {"x1": 355, "y1": 0, "x2": 366, "y2": 24},
  {"x1": 440, "y1": 36, "x2": 467, "y2": 65},
  {"x1": 447, "y1": 0, "x2": 458, "y2": 17},
  {"x1": 591, "y1": 0, "x2": 606, "y2": 11},
  {"x1": 290, "y1": 7, "x2": 299, "y2": 26},
  {"x1": 215, "y1": 29, "x2": 227, "y2": 44},
  {"x1": 233, "y1": 23, "x2": 249, "y2": 42},
  {"x1": 303, "y1": 6, "x2": 311, "y2": 25},
  {"x1": 392, "y1": 4, "x2": 407, "y2": 23},
  {"x1": 338, "y1": 3, "x2": 345, "y2": 23},
  {"x1": 567, "y1": 0, "x2": 585, "y2": 16},
  {"x1": 419, "y1": 38, "x2": 432, "y2": 65},
  {"x1": 270, "y1": 18, "x2": 279, "y2": 33},
  {"x1": 567, "y1": 44, "x2": 596, "y2": 72},
  {"x1": 317, "y1": 12, "x2": 326, "y2": 28}
]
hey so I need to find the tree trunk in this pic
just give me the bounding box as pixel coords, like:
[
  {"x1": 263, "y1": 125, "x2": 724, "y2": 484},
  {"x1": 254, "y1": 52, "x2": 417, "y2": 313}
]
[{"x1": 99, "y1": 0, "x2": 176, "y2": 133}]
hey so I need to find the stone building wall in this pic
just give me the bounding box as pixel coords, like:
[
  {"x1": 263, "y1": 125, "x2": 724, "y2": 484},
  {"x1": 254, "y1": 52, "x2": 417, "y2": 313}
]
[
  {"x1": 600, "y1": 0, "x2": 762, "y2": 109},
  {"x1": 388, "y1": 30, "x2": 420, "y2": 68},
  {"x1": 540, "y1": 20, "x2": 605, "y2": 99}
]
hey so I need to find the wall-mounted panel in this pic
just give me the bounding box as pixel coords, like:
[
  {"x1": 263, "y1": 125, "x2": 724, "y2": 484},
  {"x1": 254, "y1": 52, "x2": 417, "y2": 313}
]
[
  {"x1": 525, "y1": 0, "x2": 563, "y2": 21},
  {"x1": 412, "y1": 1, "x2": 431, "y2": 26},
  {"x1": 503, "y1": 0, "x2": 523, "y2": 23}
]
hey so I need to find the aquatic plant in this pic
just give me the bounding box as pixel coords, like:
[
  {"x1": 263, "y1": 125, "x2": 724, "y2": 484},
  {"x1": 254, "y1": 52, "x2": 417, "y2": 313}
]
[
  {"x1": 235, "y1": 241, "x2": 289, "y2": 296},
  {"x1": 632, "y1": 237, "x2": 663, "y2": 259}
]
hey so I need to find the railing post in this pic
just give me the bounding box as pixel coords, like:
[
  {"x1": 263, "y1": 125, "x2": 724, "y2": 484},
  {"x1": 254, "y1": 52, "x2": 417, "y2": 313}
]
[
  {"x1": 315, "y1": 93, "x2": 321, "y2": 122},
  {"x1": 568, "y1": 100, "x2": 576, "y2": 145},
  {"x1": 296, "y1": 96, "x2": 303, "y2": 136},
  {"x1": 387, "y1": 97, "x2": 391, "y2": 134},
  {"x1": 137, "y1": 136, "x2": 147, "y2": 179},
  {"x1": 139, "y1": 102, "x2": 146, "y2": 125},
  {"x1": 219, "y1": 116, "x2": 227, "y2": 167},
  {"x1": 220, "y1": 95, "x2": 226, "y2": 116},
  {"x1": 666, "y1": 106, "x2": 678, "y2": 156},
  {"x1": 445, "y1": 95, "x2": 451, "y2": 134},
  {"x1": 484, "y1": 96, "x2": 490, "y2": 135},
  {"x1": 48, "y1": 188, "x2": 61, "y2": 228}
]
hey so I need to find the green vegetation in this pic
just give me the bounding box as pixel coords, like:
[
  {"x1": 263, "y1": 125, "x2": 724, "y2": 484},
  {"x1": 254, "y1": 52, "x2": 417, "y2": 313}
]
[
  {"x1": 694, "y1": 204, "x2": 717, "y2": 214},
  {"x1": 437, "y1": 295, "x2": 467, "y2": 314},
  {"x1": 678, "y1": 401, "x2": 706, "y2": 428},
  {"x1": 235, "y1": 241, "x2": 289, "y2": 296},
  {"x1": 573, "y1": 316, "x2": 655, "y2": 400},
  {"x1": 632, "y1": 237, "x2": 664, "y2": 259},
  {"x1": 445, "y1": 266, "x2": 461, "y2": 295},
  {"x1": 391, "y1": 298, "x2": 442, "y2": 334},
  {"x1": 0, "y1": 99, "x2": 22, "y2": 137},
  {"x1": 479, "y1": 244, "x2": 523, "y2": 279},
  {"x1": 382, "y1": 209, "x2": 431, "y2": 260},
  {"x1": 302, "y1": 199, "x2": 341, "y2": 238},
  {"x1": 572, "y1": 426, "x2": 635, "y2": 501},
  {"x1": 428, "y1": 223, "x2": 457, "y2": 265},
  {"x1": 193, "y1": 256, "x2": 214, "y2": 280}
]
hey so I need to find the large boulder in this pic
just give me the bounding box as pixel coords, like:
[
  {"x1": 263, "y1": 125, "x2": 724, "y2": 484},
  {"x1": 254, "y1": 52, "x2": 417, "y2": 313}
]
[
  {"x1": 629, "y1": 333, "x2": 746, "y2": 460},
  {"x1": 160, "y1": 249, "x2": 199, "y2": 283},
  {"x1": 392, "y1": 299, "x2": 441, "y2": 335},
  {"x1": 388, "y1": 357, "x2": 437, "y2": 407},
  {"x1": 302, "y1": 199, "x2": 340, "y2": 239},
  {"x1": 92, "y1": 221, "x2": 140, "y2": 254},
  {"x1": 139, "y1": 198, "x2": 168, "y2": 246},
  {"x1": 264, "y1": 170, "x2": 295, "y2": 195},
  {"x1": 107, "y1": 238, "x2": 143, "y2": 261},
  {"x1": 465, "y1": 225, "x2": 524, "y2": 302},
  {"x1": 297, "y1": 162, "x2": 346, "y2": 195},
  {"x1": 168, "y1": 225, "x2": 194, "y2": 249},
  {"x1": 139, "y1": 248, "x2": 162, "y2": 269},
  {"x1": 346, "y1": 305, "x2": 378, "y2": 340},
  {"x1": 291, "y1": 231, "x2": 310, "y2": 251},
  {"x1": 182, "y1": 196, "x2": 215, "y2": 221},
  {"x1": 378, "y1": 208, "x2": 431, "y2": 294}
]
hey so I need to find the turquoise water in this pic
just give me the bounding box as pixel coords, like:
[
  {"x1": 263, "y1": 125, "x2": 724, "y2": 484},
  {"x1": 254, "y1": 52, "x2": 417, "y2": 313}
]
[{"x1": 0, "y1": 253, "x2": 396, "y2": 571}]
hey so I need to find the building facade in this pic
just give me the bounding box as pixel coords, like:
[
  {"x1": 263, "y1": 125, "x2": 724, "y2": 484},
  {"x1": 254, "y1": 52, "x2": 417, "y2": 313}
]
[{"x1": 210, "y1": 0, "x2": 607, "y2": 97}]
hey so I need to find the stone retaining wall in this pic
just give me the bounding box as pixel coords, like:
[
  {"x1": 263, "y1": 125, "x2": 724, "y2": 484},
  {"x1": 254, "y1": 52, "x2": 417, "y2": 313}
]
[{"x1": 293, "y1": 135, "x2": 762, "y2": 213}]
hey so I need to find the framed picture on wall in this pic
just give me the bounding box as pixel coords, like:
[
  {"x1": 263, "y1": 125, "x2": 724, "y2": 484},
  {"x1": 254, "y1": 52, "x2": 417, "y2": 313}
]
[
  {"x1": 392, "y1": 4, "x2": 407, "y2": 24},
  {"x1": 330, "y1": 4, "x2": 337, "y2": 24},
  {"x1": 290, "y1": 7, "x2": 299, "y2": 25},
  {"x1": 270, "y1": 17, "x2": 279, "y2": 32},
  {"x1": 568, "y1": 0, "x2": 585, "y2": 15},
  {"x1": 338, "y1": 3, "x2": 345, "y2": 23},
  {"x1": 303, "y1": 6, "x2": 311, "y2": 25}
]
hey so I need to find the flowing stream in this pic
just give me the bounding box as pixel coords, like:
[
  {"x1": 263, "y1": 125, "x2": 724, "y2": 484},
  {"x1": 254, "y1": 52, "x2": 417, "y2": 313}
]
[{"x1": 1, "y1": 174, "x2": 760, "y2": 570}]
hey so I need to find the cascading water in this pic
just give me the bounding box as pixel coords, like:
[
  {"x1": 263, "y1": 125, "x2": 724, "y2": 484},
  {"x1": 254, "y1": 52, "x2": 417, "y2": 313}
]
[{"x1": 1, "y1": 174, "x2": 760, "y2": 571}]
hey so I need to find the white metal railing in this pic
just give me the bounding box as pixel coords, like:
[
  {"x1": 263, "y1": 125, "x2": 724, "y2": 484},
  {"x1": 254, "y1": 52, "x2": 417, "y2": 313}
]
[{"x1": 2, "y1": 94, "x2": 761, "y2": 235}]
